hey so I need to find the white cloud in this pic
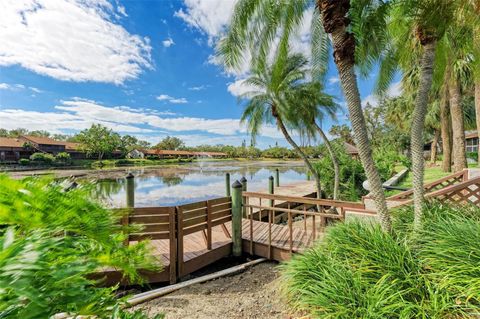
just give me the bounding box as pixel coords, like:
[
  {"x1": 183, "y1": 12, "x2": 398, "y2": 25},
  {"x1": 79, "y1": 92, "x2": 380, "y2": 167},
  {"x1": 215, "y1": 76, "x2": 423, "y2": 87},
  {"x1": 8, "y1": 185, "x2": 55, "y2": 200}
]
[
  {"x1": 157, "y1": 94, "x2": 188, "y2": 104},
  {"x1": 328, "y1": 77, "x2": 340, "y2": 84},
  {"x1": 174, "y1": 0, "x2": 237, "y2": 45},
  {"x1": 162, "y1": 37, "x2": 175, "y2": 47},
  {"x1": 0, "y1": 98, "x2": 285, "y2": 139},
  {"x1": 188, "y1": 85, "x2": 208, "y2": 91},
  {"x1": 361, "y1": 81, "x2": 403, "y2": 107},
  {"x1": 227, "y1": 79, "x2": 260, "y2": 97},
  {"x1": 0, "y1": 0, "x2": 151, "y2": 84},
  {"x1": 0, "y1": 82, "x2": 43, "y2": 93},
  {"x1": 117, "y1": 5, "x2": 127, "y2": 17}
]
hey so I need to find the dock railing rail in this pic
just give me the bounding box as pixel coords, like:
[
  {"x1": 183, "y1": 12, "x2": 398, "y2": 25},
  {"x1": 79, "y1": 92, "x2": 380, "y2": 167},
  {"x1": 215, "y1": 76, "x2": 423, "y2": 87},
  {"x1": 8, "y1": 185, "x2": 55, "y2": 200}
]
[{"x1": 242, "y1": 191, "x2": 365, "y2": 257}]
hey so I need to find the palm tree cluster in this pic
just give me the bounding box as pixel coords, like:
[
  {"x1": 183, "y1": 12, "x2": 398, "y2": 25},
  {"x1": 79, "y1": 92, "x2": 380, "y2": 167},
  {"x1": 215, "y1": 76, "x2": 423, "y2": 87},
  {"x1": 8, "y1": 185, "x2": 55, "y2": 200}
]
[{"x1": 218, "y1": 0, "x2": 479, "y2": 232}]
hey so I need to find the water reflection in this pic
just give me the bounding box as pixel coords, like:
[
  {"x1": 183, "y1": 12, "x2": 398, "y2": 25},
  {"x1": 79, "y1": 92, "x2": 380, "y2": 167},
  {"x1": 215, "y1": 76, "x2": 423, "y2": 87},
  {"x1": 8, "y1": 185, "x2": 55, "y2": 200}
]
[{"x1": 92, "y1": 161, "x2": 307, "y2": 207}]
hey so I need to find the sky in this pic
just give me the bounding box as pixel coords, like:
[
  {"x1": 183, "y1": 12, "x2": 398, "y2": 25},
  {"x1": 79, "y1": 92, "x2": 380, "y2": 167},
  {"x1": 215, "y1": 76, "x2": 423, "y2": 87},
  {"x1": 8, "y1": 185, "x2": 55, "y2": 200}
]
[{"x1": 0, "y1": 0, "x2": 401, "y2": 149}]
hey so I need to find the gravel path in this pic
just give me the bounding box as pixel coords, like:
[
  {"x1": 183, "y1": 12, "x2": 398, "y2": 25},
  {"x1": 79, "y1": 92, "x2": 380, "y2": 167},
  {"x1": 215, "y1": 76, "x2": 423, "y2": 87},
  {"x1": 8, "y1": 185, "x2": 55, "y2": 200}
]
[{"x1": 133, "y1": 262, "x2": 298, "y2": 319}]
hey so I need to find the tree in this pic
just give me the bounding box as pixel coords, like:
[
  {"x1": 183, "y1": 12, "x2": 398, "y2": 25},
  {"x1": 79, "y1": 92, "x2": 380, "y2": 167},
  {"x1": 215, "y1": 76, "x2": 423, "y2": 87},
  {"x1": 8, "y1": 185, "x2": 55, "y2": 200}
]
[
  {"x1": 154, "y1": 136, "x2": 185, "y2": 150},
  {"x1": 76, "y1": 124, "x2": 121, "y2": 161},
  {"x1": 237, "y1": 52, "x2": 323, "y2": 198},
  {"x1": 329, "y1": 125, "x2": 355, "y2": 145},
  {"x1": 287, "y1": 81, "x2": 341, "y2": 199},
  {"x1": 218, "y1": 0, "x2": 392, "y2": 231},
  {"x1": 119, "y1": 135, "x2": 151, "y2": 155}
]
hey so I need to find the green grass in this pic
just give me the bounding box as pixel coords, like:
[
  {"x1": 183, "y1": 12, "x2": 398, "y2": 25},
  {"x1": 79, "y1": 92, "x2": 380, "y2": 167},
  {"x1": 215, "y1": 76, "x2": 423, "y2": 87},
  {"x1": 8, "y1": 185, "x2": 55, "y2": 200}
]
[{"x1": 280, "y1": 202, "x2": 480, "y2": 318}]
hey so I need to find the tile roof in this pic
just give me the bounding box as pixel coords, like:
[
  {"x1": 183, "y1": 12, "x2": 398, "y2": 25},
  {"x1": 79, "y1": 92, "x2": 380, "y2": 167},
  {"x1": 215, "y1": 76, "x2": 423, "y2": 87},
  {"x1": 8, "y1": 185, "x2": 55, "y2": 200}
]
[
  {"x1": 0, "y1": 137, "x2": 24, "y2": 148},
  {"x1": 344, "y1": 142, "x2": 359, "y2": 154},
  {"x1": 21, "y1": 135, "x2": 67, "y2": 146},
  {"x1": 64, "y1": 142, "x2": 81, "y2": 151}
]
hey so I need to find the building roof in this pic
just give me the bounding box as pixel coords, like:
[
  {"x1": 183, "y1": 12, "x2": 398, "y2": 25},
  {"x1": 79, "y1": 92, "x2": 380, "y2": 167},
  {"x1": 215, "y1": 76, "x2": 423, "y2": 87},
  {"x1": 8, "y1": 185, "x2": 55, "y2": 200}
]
[
  {"x1": 0, "y1": 137, "x2": 24, "y2": 148},
  {"x1": 344, "y1": 142, "x2": 359, "y2": 155},
  {"x1": 465, "y1": 130, "x2": 478, "y2": 139},
  {"x1": 64, "y1": 142, "x2": 81, "y2": 151},
  {"x1": 21, "y1": 135, "x2": 67, "y2": 146},
  {"x1": 143, "y1": 149, "x2": 227, "y2": 156}
]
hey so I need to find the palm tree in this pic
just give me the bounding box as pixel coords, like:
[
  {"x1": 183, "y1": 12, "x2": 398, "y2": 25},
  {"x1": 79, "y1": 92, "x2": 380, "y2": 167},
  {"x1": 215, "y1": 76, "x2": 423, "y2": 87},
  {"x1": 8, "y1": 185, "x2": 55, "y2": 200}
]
[
  {"x1": 287, "y1": 81, "x2": 341, "y2": 199},
  {"x1": 239, "y1": 51, "x2": 323, "y2": 198},
  {"x1": 377, "y1": 0, "x2": 465, "y2": 230},
  {"x1": 219, "y1": 0, "x2": 393, "y2": 232}
]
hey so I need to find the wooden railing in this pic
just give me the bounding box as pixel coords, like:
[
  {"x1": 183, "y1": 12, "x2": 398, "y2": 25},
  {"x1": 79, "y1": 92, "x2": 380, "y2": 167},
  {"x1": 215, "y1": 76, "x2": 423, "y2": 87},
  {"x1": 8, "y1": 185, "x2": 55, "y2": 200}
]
[
  {"x1": 242, "y1": 191, "x2": 364, "y2": 257},
  {"x1": 176, "y1": 197, "x2": 232, "y2": 276},
  {"x1": 401, "y1": 175, "x2": 480, "y2": 206},
  {"x1": 387, "y1": 170, "x2": 468, "y2": 201}
]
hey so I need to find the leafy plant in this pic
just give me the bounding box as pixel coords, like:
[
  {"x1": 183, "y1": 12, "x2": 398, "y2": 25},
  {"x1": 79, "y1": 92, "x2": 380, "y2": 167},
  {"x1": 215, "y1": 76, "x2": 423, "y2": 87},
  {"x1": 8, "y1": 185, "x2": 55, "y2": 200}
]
[
  {"x1": 30, "y1": 152, "x2": 55, "y2": 164},
  {"x1": 0, "y1": 175, "x2": 161, "y2": 318},
  {"x1": 55, "y1": 151, "x2": 71, "y2": 164},
  {"x1": 18, "y1": 158, "x2": 29, "y2": 165},
  {"x1": 280, "y1": 202, "x2": 480, "y2": 318}
]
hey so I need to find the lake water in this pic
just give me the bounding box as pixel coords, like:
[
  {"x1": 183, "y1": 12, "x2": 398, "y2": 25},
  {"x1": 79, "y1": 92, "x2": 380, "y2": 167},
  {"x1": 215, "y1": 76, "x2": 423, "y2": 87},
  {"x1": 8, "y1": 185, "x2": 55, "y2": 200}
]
[{"x1": 95, "y1": 160, "x2": 307, "y2": 207}]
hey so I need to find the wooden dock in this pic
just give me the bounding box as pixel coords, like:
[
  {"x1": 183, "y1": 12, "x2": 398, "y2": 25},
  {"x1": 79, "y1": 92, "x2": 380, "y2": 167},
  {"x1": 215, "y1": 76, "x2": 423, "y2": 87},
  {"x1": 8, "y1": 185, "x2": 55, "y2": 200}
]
[{"x1": 98, "y1": 180, "x2": 359, "y2": 286}]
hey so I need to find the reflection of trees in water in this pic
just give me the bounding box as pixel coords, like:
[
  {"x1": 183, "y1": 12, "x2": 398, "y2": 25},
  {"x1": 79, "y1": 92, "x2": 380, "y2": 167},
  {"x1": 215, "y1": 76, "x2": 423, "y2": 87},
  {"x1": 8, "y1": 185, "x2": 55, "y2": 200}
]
[
  {"x1": 161, "y1": 175, "x2": 184, "y2": 186},
  {"x1": 95, "y1": 178, "x2": 125, "y2": 198}
]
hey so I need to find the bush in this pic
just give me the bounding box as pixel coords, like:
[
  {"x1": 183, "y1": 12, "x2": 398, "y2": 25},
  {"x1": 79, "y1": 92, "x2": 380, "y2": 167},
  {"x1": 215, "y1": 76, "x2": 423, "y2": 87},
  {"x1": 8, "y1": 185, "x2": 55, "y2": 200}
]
[
  {"x1": 18, "y1": 158, "x2": 30, "y2": 165},
  {"x1": 314, "y1": 141, "x2": 367, "y2": 201},
  {"x1": 30, "y1": 152, "x2": 55, "y2": 164},
  {"x1": 0, "y1": 175, "x2": 161, "y2": 318},
  {"x1": 280, "y1": 202, "x2": 480, "y2": 318},
  {"x1": 55, "y1": 151, "x2": 71, "y2": 164}
]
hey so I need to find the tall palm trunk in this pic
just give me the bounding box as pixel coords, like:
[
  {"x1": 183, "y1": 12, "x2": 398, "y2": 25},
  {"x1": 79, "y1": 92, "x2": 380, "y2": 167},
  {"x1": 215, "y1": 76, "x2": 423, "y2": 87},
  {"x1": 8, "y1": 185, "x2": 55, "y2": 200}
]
[
  {"x1": 314, "y1": 122, "x2": 340, "y2": 200},
  {"x1": 440, "y1": 84, "x2": 452, "y2": 172},
  {"x1": 410, "y1": 40, "x2": 436, "y2": 231},
  {"x1": 449, "y1": 75, "x2": 467, "y2": 172},
  {"x1": 475, "y1": 81, "x2": 480, "y2": 165},
  {"x1": 430, "y1": 129, "x2": 439, "y2": 164},
  {"x1": 274, "y1": 113, "x2": 322, "y2": 199},
  {"x1": 318, "y1": 0, "x2": 391, "y2": 232}
]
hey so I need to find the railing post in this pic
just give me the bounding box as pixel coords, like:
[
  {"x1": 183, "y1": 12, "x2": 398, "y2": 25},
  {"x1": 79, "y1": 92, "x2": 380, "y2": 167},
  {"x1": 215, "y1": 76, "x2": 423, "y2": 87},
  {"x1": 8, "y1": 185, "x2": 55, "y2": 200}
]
[
  {"x1": 225, "y1": 173, "x2": 231, "y2": 197},
  {"x1": 241, "y1": 177, "x2": 247, "y2": 218},
  {"x1": 275, "y1": 168, "x2": 280, "y2": 187},
  {"x1": 231, "y1": 180, "x2": 243, "y2": 257},
  {"x1": 126, "y1": 173, "x2": 135, "y2": 208},
  {"x1": 268, "y1": 176, "x2": 274, "y2": 207}
]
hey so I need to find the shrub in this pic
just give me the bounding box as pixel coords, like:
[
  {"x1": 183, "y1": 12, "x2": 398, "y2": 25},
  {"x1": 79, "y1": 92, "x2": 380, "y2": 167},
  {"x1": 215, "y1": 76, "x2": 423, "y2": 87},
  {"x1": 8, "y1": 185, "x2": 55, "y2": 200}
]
[
  {"x1": 18, "y1": 158, "x2": 30, "y2": 165},
  {"x1": 0, "y1": 175, "x2": 161, "y2": 318},
  {"x1": 280, "y1": 202, "x2": 480, "y2": 318},
  {"x1": 30, "y1": 152, "x2": 55, "y2": 164},
  {"x1": 55, "y1": 151, "x2": 71, "y2": 163}
]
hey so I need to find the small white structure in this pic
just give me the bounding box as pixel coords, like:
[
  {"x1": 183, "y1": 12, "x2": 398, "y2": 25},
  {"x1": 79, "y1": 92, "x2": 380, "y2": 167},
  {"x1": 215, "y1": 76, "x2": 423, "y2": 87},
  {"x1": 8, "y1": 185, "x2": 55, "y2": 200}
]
[{"x1": 126, "y1": 149, "x2": 145, "y2": 159}]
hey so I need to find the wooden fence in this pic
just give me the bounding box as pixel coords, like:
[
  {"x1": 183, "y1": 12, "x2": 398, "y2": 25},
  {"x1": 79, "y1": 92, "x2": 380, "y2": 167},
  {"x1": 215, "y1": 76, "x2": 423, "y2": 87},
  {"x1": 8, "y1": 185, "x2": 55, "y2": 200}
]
[
  {"x1": 387, "y1": 170, "x2": 468, "y2": 201},
  {"x1": 120, "y1": 197, "x2": 233, "y2": 284}
]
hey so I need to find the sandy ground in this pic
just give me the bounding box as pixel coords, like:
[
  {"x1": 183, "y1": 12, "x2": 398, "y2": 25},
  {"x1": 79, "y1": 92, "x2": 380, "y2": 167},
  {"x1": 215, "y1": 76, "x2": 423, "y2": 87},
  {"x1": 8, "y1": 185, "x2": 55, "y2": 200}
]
[{"x1": 132, "y1": 262, "x2": 299, "y2": 319}]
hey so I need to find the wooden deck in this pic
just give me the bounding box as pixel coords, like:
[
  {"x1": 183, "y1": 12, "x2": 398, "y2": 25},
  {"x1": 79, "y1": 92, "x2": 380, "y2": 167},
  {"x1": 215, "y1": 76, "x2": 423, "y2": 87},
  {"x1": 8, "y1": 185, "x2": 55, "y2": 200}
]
[{"x1": 247, "y1": 181, "x2": 317, "y2": 220}]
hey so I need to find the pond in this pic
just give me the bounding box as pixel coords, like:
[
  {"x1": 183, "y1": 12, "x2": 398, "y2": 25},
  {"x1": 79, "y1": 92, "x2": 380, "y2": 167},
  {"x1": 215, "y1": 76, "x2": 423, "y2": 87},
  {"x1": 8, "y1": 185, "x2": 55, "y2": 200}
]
[{"x1": 95, "y1": 160, "x2": 307, "y2": 207}]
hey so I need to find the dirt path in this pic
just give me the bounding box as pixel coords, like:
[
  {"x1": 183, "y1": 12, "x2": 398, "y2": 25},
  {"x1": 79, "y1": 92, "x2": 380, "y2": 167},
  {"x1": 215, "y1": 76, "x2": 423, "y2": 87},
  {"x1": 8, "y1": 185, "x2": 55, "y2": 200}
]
[{"x1": 133, "y1": 262, "x2": 297, "y2": 319}]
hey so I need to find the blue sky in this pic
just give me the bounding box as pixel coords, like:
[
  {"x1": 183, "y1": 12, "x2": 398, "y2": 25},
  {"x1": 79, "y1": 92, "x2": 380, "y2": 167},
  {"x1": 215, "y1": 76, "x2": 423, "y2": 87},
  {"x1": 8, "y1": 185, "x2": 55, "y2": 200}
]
[{"x1": 0, "y1": 0, "x2": 400, "y2": 149}]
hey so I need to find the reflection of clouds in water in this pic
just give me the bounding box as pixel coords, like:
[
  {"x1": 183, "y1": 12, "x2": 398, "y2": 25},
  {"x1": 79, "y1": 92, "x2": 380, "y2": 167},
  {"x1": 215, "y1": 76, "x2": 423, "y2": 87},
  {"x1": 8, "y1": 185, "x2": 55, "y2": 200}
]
[{"x1": 103, "y1": 162, "x2": 306, "y2": 207}]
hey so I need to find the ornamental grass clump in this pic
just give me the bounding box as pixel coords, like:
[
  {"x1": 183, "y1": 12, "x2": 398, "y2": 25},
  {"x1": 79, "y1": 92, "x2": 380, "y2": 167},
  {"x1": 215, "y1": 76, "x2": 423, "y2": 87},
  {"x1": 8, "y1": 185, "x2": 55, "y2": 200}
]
[
  {"x1": 280, "y1": 201, "x2": 480, "y2": 318},
  {"x1": 0, "y1": 174, "x2": 162, "y2": 319}
]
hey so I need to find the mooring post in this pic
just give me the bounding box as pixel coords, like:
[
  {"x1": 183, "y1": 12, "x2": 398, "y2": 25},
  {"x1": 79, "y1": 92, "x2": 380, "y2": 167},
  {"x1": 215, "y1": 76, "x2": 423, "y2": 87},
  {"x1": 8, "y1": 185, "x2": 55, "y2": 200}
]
[
  {"x1": 275, "y1": 168, "x2": 280, "y2": 187},
  {"x1": 126, "y1": 173, "x2": 135, "y2": 208},
  {"x1": 240, "y1": 176, "x2": 247, "y2": 218},
  {"x1": 231, "y1": 180, "x2": 243, "y2": 257},
  {"x1": 225, "y1": 172, "x2": 231, "y2": 197},
  {"x1": 268, "y1": 175, "x2": 274, "y2": 207}
]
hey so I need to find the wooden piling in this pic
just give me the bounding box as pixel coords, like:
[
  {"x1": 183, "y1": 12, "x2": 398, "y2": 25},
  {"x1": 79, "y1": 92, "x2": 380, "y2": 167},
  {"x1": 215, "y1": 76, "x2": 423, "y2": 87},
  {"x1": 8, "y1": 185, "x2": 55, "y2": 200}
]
[
  {"x1": 126, "y1": 173, "x2": 135, "y2": 208},
  {"x1": 225, "y1": 173, "x2": 231, "y2": 197},
  {"x1": 275, "y1": 168, "x2": 280, "y2": 187},
  {"x1": 231, "y1": 180, "x2": 243, "y2": 257},
  {"x1": 268, "y1": 176, "x2": 274, "y2": 207},
  {"x1": 240, "y1": 176, "x2": 247, "y2": 218}
]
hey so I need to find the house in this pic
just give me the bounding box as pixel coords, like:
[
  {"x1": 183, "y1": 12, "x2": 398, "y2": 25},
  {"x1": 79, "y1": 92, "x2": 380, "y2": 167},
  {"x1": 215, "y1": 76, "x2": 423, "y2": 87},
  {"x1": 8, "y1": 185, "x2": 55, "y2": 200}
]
[
  {"x1": 143, "y1": 149, "x2": 227, "y2": 159},
  {"x1": 0, "y1": 137, "x2": 31, "y2": 162},
  {"x1": 344, "y1": 142, "x2": 359, "y2": 158},
  {"x1": 19, "y1": 135, "x2": 67, "y2": 154},
  {"x1": 64, "y1": 142, "x2": 86, "y2": 159},
  {"x1": 424, "y1": 130, "x2": 479, "y2": 154}
]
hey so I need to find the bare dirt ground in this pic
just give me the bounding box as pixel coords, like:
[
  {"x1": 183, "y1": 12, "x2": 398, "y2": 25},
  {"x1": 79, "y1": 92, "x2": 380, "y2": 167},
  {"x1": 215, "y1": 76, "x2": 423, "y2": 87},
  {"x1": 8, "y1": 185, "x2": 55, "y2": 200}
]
[{"x1": 133, "y1": 261, "x2": 299, "y2": 319}]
